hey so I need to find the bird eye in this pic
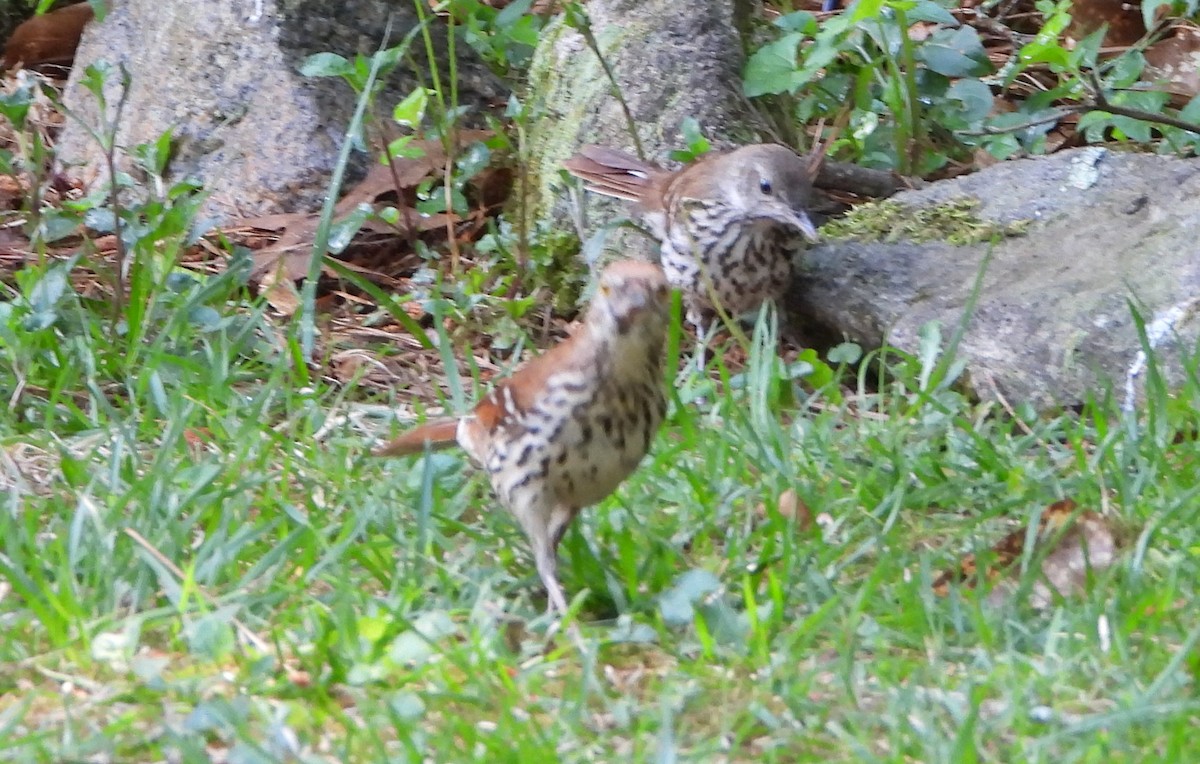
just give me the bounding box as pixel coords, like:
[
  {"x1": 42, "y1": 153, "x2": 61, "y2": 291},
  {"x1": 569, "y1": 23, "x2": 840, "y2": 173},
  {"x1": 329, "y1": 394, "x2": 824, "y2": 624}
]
[{"x1": 759, "y1": 178, "x2": 772, "y2": 194}]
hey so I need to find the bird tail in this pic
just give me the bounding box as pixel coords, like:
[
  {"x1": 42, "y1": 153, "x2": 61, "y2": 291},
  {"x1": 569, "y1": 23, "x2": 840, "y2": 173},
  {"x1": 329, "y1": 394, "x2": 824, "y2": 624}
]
[
  {"x1": 372, "y1": 418, "x2": 459, "y2": 457},
  {"x1": 563, "y1": 146, "x2": 662, "y2": 202}
]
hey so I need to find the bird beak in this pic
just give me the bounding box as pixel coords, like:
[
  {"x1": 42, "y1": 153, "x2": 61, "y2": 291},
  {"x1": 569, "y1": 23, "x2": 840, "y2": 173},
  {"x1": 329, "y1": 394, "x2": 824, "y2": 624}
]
[
  {"x1": 783, "y1": 208, "x2": 819, "y2": 242},
  {"x1": 758, "y1": 203, "x2": 819, "y2": 242}
]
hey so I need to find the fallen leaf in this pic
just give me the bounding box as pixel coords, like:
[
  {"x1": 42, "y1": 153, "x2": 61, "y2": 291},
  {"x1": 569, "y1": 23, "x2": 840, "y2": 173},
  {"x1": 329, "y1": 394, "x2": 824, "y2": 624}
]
[
  {"x1": 238, "y1": 132, "x2": 501, "y2": 313},
  {"x1": 778, "y1": 488, "x2": 813, "y2": 528},
  {"x1": 933, "y1": 498, "x2": 1118, "y2": 608},
  {"x1": 1144, "y1": 23, "x2": 1200, "y2": 102},
  {"x1": 1066, "y1": 0, "x2": 1146, "y2": 48},
  {"x1": 257, "y1": 268, "x2": 302, "y2": 315}
]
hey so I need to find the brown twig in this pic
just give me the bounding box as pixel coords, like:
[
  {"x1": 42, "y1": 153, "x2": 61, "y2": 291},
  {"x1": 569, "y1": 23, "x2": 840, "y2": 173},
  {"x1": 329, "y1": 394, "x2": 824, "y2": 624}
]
[
  {"x1": 371, "y1": 116, "x2": 420, "y2": 253},
  {"x1": 955, "y1": 109, "x2": 1073, "y2": 137},
  {"x1": 814, "y1": 160, "x2": 915, "y2": 198},
  {"x1": 1089, "y1": 87, "x2": 1200, "y2": 135},
  {"x1": 959, "y1": 78, "x2": 1200, "y2": 140}
]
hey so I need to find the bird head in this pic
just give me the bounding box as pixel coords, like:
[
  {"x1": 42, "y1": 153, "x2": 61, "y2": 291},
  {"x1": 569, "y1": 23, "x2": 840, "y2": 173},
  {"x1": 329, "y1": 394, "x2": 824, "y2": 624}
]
[
  {"x1": 718, "y1": 144, "x2": 820, "y2": 242},
  {"x1": 589, "y1": 260, "x2": 671, "y2": 341}
]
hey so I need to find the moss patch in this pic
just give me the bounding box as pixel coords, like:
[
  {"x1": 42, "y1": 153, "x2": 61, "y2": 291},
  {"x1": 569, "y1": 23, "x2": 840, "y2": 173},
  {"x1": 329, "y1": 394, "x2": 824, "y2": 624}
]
[{"x1": 822, "y1": 197, "x2": 1029, "y2": 246}]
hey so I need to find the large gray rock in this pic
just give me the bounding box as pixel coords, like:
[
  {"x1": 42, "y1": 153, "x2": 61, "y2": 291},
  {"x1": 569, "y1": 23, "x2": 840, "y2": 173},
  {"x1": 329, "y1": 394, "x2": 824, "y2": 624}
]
[
  {"x1": 525, "y1": 0, "x2": 768, "y2": 264},
  {"x1": 55, "y1": 1, "x2": 506, "y2": 221},
  {"x1": 792, "y1": 148, "x2": 1200, "y2": 411}
]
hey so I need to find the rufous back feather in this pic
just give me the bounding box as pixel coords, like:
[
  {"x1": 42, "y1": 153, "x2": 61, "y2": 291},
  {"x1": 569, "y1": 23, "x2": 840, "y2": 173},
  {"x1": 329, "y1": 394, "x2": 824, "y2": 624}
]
[{"x1": 373, "y1": 418, "x2": 459, "y2": 457}]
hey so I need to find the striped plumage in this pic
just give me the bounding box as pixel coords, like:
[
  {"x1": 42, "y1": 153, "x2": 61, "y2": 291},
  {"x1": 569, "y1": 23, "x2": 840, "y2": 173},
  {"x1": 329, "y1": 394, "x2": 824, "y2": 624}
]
[
  {"x1": 565, "y1": 143, "x2": 819, "y2": 335},
  {"x1": 375, "y1": 260, "x2": 670, "y2": 615}
]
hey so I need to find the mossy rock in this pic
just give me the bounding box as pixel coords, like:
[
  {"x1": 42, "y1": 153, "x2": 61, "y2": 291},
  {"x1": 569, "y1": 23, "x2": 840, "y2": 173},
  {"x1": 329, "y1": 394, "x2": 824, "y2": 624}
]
[{"x1": 521, "y1": 0, "x2": 771, "y2": 270}]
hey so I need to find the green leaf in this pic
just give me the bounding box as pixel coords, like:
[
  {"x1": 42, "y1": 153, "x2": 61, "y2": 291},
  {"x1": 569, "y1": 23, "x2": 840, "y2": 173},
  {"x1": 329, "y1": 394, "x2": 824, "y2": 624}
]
[
  {"x1": 680, "y1": 116, "x2": 711, "y2": 157},
  {"x1": 849, "y1": 0, "x2": 887, "y2": 22},
  {"x1": 389, "y1": 692, "x2": 427, "y2": 722},
  {"x1": 658, "y1": 569, "x2": 721, "y2": 627},
  {"x1": 908, "y1": 0, "x2": 960, "y2": 26},
  {"x1": 392, "y1": 87, "x2": 429, "y2": 129},
  {"x1": 455, "y1": 141, "x2": 492, "y2": 182},
  {"x1": 389, "y1": 611, "x2": 456, "y2": 666},
  {"x1": 299, "y1": 52, "x2": 352, "y2": 78},
  {"x1": 0, "y1": 82, "x2": 33, "y2": 130},
  {"x1": 187, "y1": 306, "x2": 222, "y2": 331},
  {"x1": 1111, "y1": 114, "x2": 1153, "y2": 142},
  {"x1": 744, "y1": 33, "x2": 804, "y2": 97},
  {"x1": 1180, "y1": 94, "x2": 1200, "y2": 123},
  {"x1": 182, "y1": 608, "x2": 237, "y2": 660},
  {"x1": 793, "y1": 12, "x2": 857, "y2": 88},
  {"x1": 1068, "y1": 27, "x2": 1105, "y2": 70},
  {"x1": 796, "y1": 348, "x2": 833, "y2": 392},
  {"x1": 1142, "y1": 0, "x2": 1173, "y2": 31},
  {"x1": 385, "y1": 134, "x2": 427, "y2": 160},
  {"x1": 982, "y1": 132, "x2": 1021, "y2": 160},
  {"x1": 917, "y1": 320, "x2": 943, "y2": 391},
  {"x1": 827, "y1": 342, "x2": 863, "y2": 365},
  {"x1": 1106, "y1": 51, "x2": 1146, "y2": 89},
  {"x1": 28, "y1": 263, "x2": 70, "y2": 313},
  {"x1": 1017, "y1": 2, "x2": 1073, "y2": 72},
  {"x1": 987, "y1": 107, "x2": 1059, "y2": 142},
  {"x1": 328, "y1": 203, "x2": 373, "y2": 254},
  {"x1": 774, "y1": 10, "x2": 817, "y2": 33},
  {"x1": 918, "y1": 27, "x2": 992, "y2": 78},
  {"x1": 946, "y1": 78, "x2": 994, "y2": 123},
  {"x1": 58, "y1": 450, "x2": 88, "y2": 488},
  {"x1": 1017, "y1": 40, "x2": 1070, "y2": 72},
  {"x1": 495, "y1": 0, "x2": 533, "y2": 28}
]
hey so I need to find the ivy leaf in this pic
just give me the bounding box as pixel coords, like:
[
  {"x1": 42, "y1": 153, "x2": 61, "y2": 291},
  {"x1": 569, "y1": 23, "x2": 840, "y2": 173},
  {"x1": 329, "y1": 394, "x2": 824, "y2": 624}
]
[
  {"x1": 946, "y1": 78, "x2": 994, "y2": 123},
  {"x1": 982, "y1": 132, "x2": 1021, "y2": 161},
  {"x1": 987, "y1": 107, "x2": 1059, "y2": 144},
  {"x1": 744, "y1": 32, "x2": 804, "y2": 97},
  {"x1": 494, "y1": 0, "x2": 533, "y2": 27},
  {"x1": 1068, "y1": 27, "x2": 1105, "y2": 70},
  {"x1": 1141, "y1": 0, "x2": 1174, "y2": 31},
  {"x1": 1180, "y1": 94, "x2": 1200, "y2": 122},
  {"x1": 918, "y1": 27, "x2": 992, "y2": 78},
  {"x1": 299, "y1": 52, "x2": 351, "y2": 78},
  {"x1": 908, "y1": 0, "x2": 960, "y2": 26},
  {"x1": 827, "y1": 342, "x2": 863, "y2": 365},
  {"x1": 774, "y1": 10, "x2": 817, "y2": 33},
  {"x1": 1105, "y1": 51, "x2": 1146, "y2": 89}
]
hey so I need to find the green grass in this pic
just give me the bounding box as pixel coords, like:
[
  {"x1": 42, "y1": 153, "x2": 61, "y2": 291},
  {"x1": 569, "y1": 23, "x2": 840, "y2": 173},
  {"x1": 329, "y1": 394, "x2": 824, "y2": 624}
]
[
  {"x1": 1, "y1": 13, "x2": 1197, "y2": 756},
  {"x1": 2, "y1": 250, "x2": 1198, "y2": 763}
]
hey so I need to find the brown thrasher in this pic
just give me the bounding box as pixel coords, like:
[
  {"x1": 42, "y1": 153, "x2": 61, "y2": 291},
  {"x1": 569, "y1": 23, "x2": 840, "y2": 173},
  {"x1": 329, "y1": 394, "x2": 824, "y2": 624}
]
[
  {"x1": 564, "y1": 143, "x2": 820, "y2": 343},
  {"x1": 374, "y1": 260, "x2": 670, "y2": 615}
]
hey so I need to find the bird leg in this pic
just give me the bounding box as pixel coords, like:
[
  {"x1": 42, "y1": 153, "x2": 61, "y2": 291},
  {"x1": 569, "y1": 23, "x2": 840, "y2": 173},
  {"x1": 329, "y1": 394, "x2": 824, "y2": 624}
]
[
  {"x1": 533, "y1": 539, "x2": 571, "y2": 616},
  {"x1": 528, "y1": 511, "x2": 590, "y2": 653},
  {"x1": 688, "y1": 307, "x2": 715, "y2": 375},
  {"x1": 534, "y1": 503, "x2": 580, "y2": 616}
]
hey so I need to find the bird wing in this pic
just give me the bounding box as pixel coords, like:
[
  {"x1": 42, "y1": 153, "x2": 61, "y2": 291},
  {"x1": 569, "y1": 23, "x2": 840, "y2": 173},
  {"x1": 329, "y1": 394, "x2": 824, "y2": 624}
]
[
  {"x1": 563, "y1": 146, "x2": 664, "y2": 202},
  {"x1": 379, "y1": 328, "x2": 594, "y2": 463}
]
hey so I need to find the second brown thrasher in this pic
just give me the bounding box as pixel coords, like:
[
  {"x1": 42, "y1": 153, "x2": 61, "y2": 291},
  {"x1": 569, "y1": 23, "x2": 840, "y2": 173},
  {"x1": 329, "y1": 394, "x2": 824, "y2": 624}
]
[
  {"x1": 374, "y1": 261, "x2": 671, "y2": 616},
  {"x1": 564, "y1": 143, "x2": 820, "y2": 343}
]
